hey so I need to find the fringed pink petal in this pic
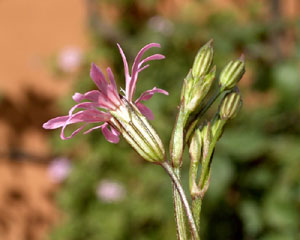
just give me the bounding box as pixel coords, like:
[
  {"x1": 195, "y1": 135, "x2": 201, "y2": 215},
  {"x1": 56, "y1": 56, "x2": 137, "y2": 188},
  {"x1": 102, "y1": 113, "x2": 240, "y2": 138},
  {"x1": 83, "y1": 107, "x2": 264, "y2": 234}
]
[
  {"x1": 43, "y1": 111, "x2": 98, "y2": 130},
  {"x1": 106, "y1": 67, "x2": 117, "y2": 91},
  {"x1": 135, "y1": 87, "x2": 169, "y2": 103},
  {"x1": 72, "y1": 90, "x2": 101, "y2": 103},
  {"x1": 90, "y1": 63, "x2": 108, "y2": 94},
  {"x1": 68, "y1": 102, "x2": 98, "y2": 117},
  {"x1": 60, "y1": 123, "x2": 88, "y2": 140},
  {"x1": 137, "y1": 64, "x2": 150, "y2": 73},
  {"x1": 98, "y1": 95, "x2": 119, "y2": 109},
  {"x1": 60, "y1": 110, "x2": 111, "y2": 140},
  {"x1": 80, "y1": 110, "x2": 111, "y2": 122},
  {"x1": 138, "y1": 54, "x2": 165, "y2": 67},
  {"x1": 117, "y1": 43, "x2": 130, "y2": 89},
  {"x1": 101, "y1": 123, "x2": 120, "y2": 143},
  {"x1": 43, "y1": 116, "x2": 69, "y2": 129},
  {"x1": 136, "y1": 102, "x2": 154, "y2": 120},
  {"x1": 128, "y1": 43, "x2": 162, "y2": 101},
  {"x1": 83, "y1": 125, "x2": 102, "y2": 134},
  {"x1": 73, "y1": 91, "x2": 116, "y2": 110},
  {"x1": 106, "y1": 67, "x2": 122, "y2": 106},
  {"x1": 132, "y1": 43, "x2": 161, "y2": 75},
  {"x1": 110, "y1": 125, "x2": 120, "y2": 137}
]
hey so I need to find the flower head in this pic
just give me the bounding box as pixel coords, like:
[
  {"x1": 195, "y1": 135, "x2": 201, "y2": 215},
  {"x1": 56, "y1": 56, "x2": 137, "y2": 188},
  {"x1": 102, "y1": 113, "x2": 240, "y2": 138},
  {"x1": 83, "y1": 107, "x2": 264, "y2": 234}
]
[{"x1": 43, "y1": 43, "x2": 168, "y2": 161}]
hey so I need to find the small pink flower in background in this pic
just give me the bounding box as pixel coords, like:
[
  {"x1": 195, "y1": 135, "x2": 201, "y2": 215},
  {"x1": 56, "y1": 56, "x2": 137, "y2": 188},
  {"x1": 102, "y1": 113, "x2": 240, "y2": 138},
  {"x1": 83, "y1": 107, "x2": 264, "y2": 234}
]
[
  {"x1": 43, "y1": 43, "x2": 168, "y2": 143},
  {"x1": 48, "y1": 157, "x2": 71, "y2": 183},
  {"x1": 148, "y1": 16, "x2": 174, "y2": 36},
  {"x1": 58, "y1": 46, "x2": 82, "y2": 73},
  {"x1": 96, "y1": 179, "x2": 126, "y2": 203}
]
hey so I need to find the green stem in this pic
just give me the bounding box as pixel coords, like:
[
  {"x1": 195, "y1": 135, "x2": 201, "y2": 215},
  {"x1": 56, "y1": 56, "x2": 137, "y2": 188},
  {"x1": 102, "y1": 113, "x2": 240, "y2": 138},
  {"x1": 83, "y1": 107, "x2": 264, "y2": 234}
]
[
  {"x1": 192, "y1": 197, "x2": 202, "y2": 230},
  {"x1": 199, "y1": 120, "x2": 225, "y2": 189},
  {"x1": 161, "y1": 161, "x2": 200, "y2": 240},
  {"x1": 173, "y1": 168, "x2": 188, "y2": 240}
]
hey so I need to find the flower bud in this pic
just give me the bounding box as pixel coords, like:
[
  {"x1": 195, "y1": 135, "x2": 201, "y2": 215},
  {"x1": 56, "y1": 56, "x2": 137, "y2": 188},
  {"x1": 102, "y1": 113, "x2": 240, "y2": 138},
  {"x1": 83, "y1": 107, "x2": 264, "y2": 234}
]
[
  {"x1": 110, "y1": 99, "x2": 165, "y2": 163},
  {"x1": 198, "y1": 123, "x2": 212, "y2": 190},
  {"x1": 186, "y1": 66, "x2": 216, "y2": 112},
  {"x1": 189, "y1": 129, "x2": 202, "y2": 197},
  {"x1": 192, "y1": 39, "x2": 214, "y2": 78},
  {"x1": 200, "y1": 123, "x2": 212, "y2": 160},
  {"x1": 219, "y1": 91, "x2": 242, "y2": 120},
  {"x1": 219, "y1": 55, "x2": 245, "y2": 91}
]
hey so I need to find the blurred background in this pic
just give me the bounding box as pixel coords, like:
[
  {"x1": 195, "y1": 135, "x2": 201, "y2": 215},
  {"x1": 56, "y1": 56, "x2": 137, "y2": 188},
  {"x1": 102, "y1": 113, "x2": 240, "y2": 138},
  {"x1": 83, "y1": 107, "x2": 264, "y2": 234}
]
[{"x1": 0, "y1": 0, "x2": 299, "y2": 240}]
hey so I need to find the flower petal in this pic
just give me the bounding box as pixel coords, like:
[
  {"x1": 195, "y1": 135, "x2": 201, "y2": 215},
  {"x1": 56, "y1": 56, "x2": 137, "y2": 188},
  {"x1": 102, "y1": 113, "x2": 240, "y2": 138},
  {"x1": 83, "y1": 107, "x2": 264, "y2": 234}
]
[
  {"x1": 77, "y1": 109, "x2": 111, "y2": 123},
  {"x1": 137, "y1": 64, "x2": 150, "y2": 73},
  {"x1": 101, "y1": 123, "x2": 120, "y2": 143},
  {"x1": 138, "y1": 54, "x2": 165, "y2": 67},
  {"x1": 68, "y1": 102, "x2": 98, "y2": 116},
  {"x1": 106, "y1": 67, "x2": 117, "y2": 91},
  {"x1": 60, "y1": 123, "x2": 88, "y2": 140},
  {"x1": 127, "y1": 43, "x2": 162, "y2": 101},
  {"x1": 59, "y1": 110, "x2": 111, "y2": 140},
  {"x1": 117, "y1": 43, "x2": 130, "y2": 88},
  {"x1": 106, "y1": 67, "x2": 122, "y2": 105},
  {"x1": 72, "y1": 90, "x2": 101, "y2": 103},
  {"x1": 43, "y1": 116, "x2": 69, "y2": 129},
  {"x1": 136, "y1": 102, "x2": 154, "y2": 120},
  {"x1": 135, "y1": 87, "x2": 169, "y2": 103},
  {"x1": 90, "y1": 63, "x2": 108, "y2": 94},
  {"x1": 83, "y1": 125, "x2": 102, "y2": 134}
]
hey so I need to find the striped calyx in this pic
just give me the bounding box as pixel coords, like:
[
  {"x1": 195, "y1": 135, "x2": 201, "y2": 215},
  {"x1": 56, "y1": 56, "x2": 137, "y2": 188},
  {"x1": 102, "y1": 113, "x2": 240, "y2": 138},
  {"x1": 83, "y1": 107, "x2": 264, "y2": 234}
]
[
  {"x1": 186, "y1": 67, "x2": 216, "y2": 112},
  {"x1": 219, "y1": 56, "x2": 245, "y2": 91},
  {"x1": 192, "y1": 39, "x2": 214, "y2": 79},
  {"x1": 219, "y1": 91, "x2": 242, "y2": 120},
  {"x1": 183, "y1": 40, "x2": 215, "y2": 113},
  {"x1": 110, "y1": 98, "x2": 165, "y2": 163}
]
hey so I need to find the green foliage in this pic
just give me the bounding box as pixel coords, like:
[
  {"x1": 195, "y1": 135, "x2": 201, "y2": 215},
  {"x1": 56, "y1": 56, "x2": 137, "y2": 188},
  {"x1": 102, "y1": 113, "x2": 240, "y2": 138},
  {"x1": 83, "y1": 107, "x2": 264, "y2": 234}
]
[{"x1": 49, "y1": 1, "x2": 300, "y2": 239}]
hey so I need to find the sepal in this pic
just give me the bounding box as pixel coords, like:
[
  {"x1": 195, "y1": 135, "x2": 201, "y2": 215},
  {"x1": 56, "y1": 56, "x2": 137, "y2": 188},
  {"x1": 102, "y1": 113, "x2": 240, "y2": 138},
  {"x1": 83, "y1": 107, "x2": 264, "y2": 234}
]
[{"x1": 110, "y1": 99, "x2": 165, "y2": 163}]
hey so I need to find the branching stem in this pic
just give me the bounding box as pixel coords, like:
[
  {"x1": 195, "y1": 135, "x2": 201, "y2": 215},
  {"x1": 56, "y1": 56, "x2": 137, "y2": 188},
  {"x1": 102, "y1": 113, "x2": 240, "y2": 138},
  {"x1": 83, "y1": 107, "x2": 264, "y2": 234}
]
[{"x1": 161, "y1": 161, "x2": 200, "y2": 240}]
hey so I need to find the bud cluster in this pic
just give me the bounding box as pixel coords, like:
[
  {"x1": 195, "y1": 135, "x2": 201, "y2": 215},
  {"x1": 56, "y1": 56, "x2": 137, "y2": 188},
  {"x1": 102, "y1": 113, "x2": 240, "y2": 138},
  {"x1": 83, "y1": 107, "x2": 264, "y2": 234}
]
[{"x1": 182, "y1": 40, "x2": 215, "y2": 113}]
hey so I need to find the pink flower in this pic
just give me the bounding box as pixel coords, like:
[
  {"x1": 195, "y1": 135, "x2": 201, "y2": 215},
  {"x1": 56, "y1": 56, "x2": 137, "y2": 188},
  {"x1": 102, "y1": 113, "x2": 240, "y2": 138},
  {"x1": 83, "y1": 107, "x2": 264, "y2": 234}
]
[
  {"x1": 58, "y1": 46, "x2": 82, "y2": 72},
  {"x1": 96, "y1": 179, "x2": 126, "y2": 203},
  {"x1": 43, "y1": 43, "x2": 168, "y2": 144},
  {"x1": 48, "y1": 157, "x2": 71, "y2": 183}
]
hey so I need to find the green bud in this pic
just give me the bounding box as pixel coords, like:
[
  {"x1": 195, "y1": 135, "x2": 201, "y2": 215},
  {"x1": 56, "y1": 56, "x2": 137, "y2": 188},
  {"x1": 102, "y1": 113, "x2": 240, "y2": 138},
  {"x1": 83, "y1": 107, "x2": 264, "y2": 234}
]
[
  {"x1": 180, "y1": 69, "x2": 192, "y2": 100},
  {"x1": 200, "y1": 123, "x2": 212, "y2": 161},
  {"x1": 192, "y1": 39, "x2": 214, "y2": 78},
  {"x1": 189, "y1": 129, "x2": 202, "y2": 197},
  {"x1": 219, "y1": 91, "x2": 242, "y2": 120},
  {"x1": 169, "y1": 103, "x2": 186, "y2": 168},
  {"x1": 186, "y1": 66, "x2": 216, "y2": 112},
  {"x1": 189, "y1": 129, "x2": 202, "y2": 165},
  {"x1": 219, "y1": 55, "x2": 245, "y2": 91},
  {"x1": 198, "y1": 123, "x2": 212, "y2": 191},
  {"x1": 110, "y1": 99, "x2": 165, "y2": 163}
]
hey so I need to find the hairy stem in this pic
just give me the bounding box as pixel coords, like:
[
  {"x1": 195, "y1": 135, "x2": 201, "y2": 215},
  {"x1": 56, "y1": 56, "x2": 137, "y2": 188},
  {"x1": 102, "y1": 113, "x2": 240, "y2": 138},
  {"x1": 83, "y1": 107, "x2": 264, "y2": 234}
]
[
  {"x1": 161, "y1": 161, "x2": 200, "y2": 240},
  {"x1": 192, "y1": 197, "x2": 202, "y2": 231},
  {"x1": 173, "y1": 168, "x2": 188, "y2": 240}
]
